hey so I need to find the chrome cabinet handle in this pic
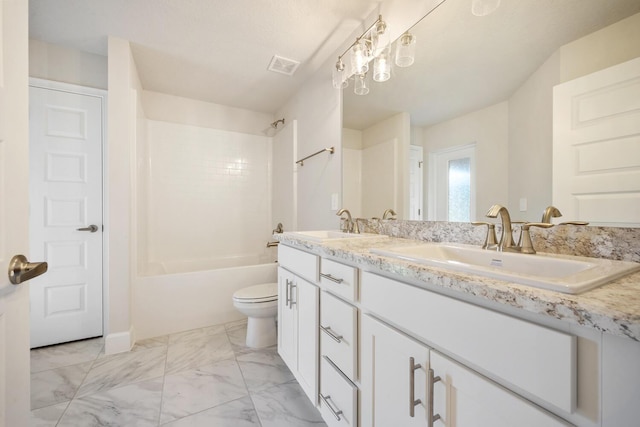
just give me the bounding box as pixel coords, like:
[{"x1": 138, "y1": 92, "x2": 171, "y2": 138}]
[
  {"x1": 409, "y1": 357, "x2": 422, "y2": 418},
  {"x1": 320, "y1": 273, "x2": 344, "y2": 284},
  {"x1": 8, "y1": 255, "x2": 48, "y2": 285},
  {"x1": 319, "y1": 393, "x2": 343, "y2": 421},
  {"x1": 320, "y1": 325, "x2": 343, "y2": 343},
  {"x1": 77, "y1": 224, "x2": 99, "y2": 232},
  {"x1": 428, "y1": 368, "x2": 441, "y2": 426},
  {"x1": 285, "y1": 279, "x2": 292, "y2": 308},
  {"x1": 289, "y1": 283, "x2": 297, "y2": 308}
]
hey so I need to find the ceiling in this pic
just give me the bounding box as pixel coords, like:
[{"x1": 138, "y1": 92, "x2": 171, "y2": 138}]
[
  {"x1": 29, "y1": 0, "x2": 381, "y2": 114},
  {"x1": 343, "y1": 0, "x2": 640, "y2": 129}
]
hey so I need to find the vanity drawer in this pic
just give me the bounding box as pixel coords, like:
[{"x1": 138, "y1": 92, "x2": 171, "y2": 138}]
[
  {"x1": 279, "y1": 244, "x2": 319, "y2": 283},
  {"x1": 320, "y1": 291, "x2": 357, "y2": 380},
  {"x1": 360, "y1": 271, "x2": 576, "y2": 413},
  {"x1": 320, "y1": 258, "x2": 358, "y2": 302},
  {"x1": 319, "y1": 356, "x2": 357, "y2": 427}
]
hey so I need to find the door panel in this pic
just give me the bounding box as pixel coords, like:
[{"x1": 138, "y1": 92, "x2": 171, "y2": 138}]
[{"x1": 29, "y1": 84, "x2": 104, "y2": 348}]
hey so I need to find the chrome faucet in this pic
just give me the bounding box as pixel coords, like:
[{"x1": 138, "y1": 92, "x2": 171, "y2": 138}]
[
  {"x1": 336, "y1": 208, "x2": 359, "y2": 233},
  {"x1": 382, "y1": 209, "x2": 397, "y2": 220},
  {"x1": 485, "y1": 204, "x2": 517, "y2": 252},
  {"x1": 541, "y1": 206, "x2": 562, "y2": 223}
]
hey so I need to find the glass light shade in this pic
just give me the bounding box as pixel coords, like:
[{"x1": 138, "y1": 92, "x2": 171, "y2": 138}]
[
  {"x1": 471, "y1": 0, "x2": 501, "y2": 16},
  {"x1": 373, "y1": 47, "x2": 391, "y2": 82},
  {"x1": 350, "y1": 41, "x2": 369, "y2": 75},
  {"x1": 332, "y1": 60, "x2": 348, "y2": 89},
  {"x1": 395, "y1": 32, "x2": 416, "y2": 67},
  {"x1": 354, "y1": 73, "x2": 369, "y2": 96}
]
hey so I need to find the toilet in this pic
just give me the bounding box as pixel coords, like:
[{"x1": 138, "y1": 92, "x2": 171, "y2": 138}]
[{"x1": 232, "y1": 282, "x2": 278, "y2": 348}]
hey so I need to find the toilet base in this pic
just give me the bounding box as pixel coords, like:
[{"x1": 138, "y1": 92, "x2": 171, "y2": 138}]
[{"x1": 246, "y1": 316, "x2": 277, "y2": 348}]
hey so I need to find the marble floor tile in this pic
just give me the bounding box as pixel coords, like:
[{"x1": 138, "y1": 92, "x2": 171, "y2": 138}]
[
  {"x1": 252, "y1": 381, "x2": 327, "y2": 427},
  {"x1": 30, "y1": 337, "x2": 104, "y2": 373},
  {"x1": 160, "y1": 358, "x2": 248, "y2": 424},
  {"x1": 168, "y1": 324, "x2": 227, "y2": 345},
  {"x1": 133, "y1": 334, "x2": 169, "y2": 351},
  {"x1": 30, "y1": 401, "x2": 69, "y2": 427},
  {"x1": 237, "y1": 347, "x2": 294, "y2": 392},
  {"x1": 77, "y1": 346, "x2": 167, "y2": 397},
  {"x1": 165, "y1": 332, "x2": 234, "y2": 375},
  {"x1": 162, "y1": 396, "x2": 260, "y2": 427},
  {"x1": 57, "y1": 376, "x2": 163, "y2": 427},
  {"x1": 31, "y1": 362, "x2": 93, "y2": 410}
]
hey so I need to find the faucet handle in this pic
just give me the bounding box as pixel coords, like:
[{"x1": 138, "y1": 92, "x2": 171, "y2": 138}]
[
  {"x1": 471, "y1": 221, "x2": 498, "y2": 249},
  {"x1": 520, "y1": 222, "x2": 554, "y2": 254},
  {"x1": 558, "y1": 221, "x2": 589, "y2": 226}
]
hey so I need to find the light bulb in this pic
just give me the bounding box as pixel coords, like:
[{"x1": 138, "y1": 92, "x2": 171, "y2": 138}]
[
  {"x1": 350, "y1": 41, "x2": 369, "y2": 75},
  {"x1": 373, "y1": 47, "x2": 391, "y2": 82}
]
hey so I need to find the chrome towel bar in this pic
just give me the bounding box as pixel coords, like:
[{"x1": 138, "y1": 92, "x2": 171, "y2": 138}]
[{"x1": 295, "y1": 147, "x2": 334, "y2": 166}]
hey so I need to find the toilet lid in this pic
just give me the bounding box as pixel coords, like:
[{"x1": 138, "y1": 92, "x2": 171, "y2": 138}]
[{"x1": 233, "y1": 282, "x2": 278, "y2": 302}]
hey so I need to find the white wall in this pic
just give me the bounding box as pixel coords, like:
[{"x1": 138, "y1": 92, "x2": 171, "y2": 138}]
[
  {"x1": 141, "y1": 90, "x2": 273, "y2": 136},
  {"x1": 507, "y1": 12, "x2": 640, "y2": 221},
  {"x1": 106, "y1": 37, "x2": 141, "y2": 354},
  {"x1": 342, "y1": 128, "x2": 363, "y2": 217},
  {"x1": 422, "y1": 102, "x2": 509, "y2": 220},
  {"x1": 276, "y1": 58, "x2": 343, "y2": 231},
  {"x1": 29, "y1": 39, "x2": 107, "y2": 89}
]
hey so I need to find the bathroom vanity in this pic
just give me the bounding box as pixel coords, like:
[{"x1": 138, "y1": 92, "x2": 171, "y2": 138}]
[{"x1": 275, "y1": 231, "x2": 640, "y2": 427}]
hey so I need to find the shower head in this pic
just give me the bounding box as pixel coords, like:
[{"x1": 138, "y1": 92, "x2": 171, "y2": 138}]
[{"x1": 271, "y1": 118, "x2": 285, "y2": 129}]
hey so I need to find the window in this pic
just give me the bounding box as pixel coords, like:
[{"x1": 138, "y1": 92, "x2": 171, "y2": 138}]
[{"x1": 428, "y1": 144, "x2": 476, "y2": 221}]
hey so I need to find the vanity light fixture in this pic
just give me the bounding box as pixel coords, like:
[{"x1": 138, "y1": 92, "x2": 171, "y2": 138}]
[{"x1": 332, "y1": 14, "x2": 411, "y2": 94}]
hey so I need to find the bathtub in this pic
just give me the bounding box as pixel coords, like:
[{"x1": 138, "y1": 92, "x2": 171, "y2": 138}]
[{"x1": 134, "y1": 258, "x2": 278, "y2": 340}]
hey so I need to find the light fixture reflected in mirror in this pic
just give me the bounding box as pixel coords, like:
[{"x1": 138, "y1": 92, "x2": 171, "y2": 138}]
[
  {"x1": 354, "y1": 73, "x2": 369, "y2": 95},
  {"x1": 471, "y1": 0, "x2": 501, "y2": 16},
  {"x1": 351, "y1": 40, "x2": 370, "y2": 75},
  {"x1": 373, "y1": 46, "x2": 391, "y2": 82},
  {"x1": 332, "y1": 59, "x2": 348, "y2": 89},
  {"x1": 395, "y1": 32, "x2": 416, "y2": 67}
]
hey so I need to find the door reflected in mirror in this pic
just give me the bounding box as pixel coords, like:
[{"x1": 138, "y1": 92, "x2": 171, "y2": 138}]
[{"x1": 342, "y1": 0, "x2": 640, "y2": 226}]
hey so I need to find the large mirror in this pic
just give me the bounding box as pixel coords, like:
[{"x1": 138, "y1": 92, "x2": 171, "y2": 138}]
[{"x1": 342, "y1": 0, "x2": 640, "y2": 225}]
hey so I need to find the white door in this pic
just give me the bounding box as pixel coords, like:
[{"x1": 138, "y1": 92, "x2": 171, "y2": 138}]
[
  {"x1": 553, "y1": 57, "x2": 640, "y2": 227},
  {"x1": 409, "y1": 145, "x2": 424, "y2": 220},
  {"x1": 361, "y1": 314, "x2": 430, "y2": 427},
  {"x1": 29, "y1": 82, "x2": 104, "y2": 348},
  {"x1": 1, "y1": 0, "x2": 32, "y2": 424}
]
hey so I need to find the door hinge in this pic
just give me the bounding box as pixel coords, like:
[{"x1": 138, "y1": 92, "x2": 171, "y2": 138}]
[{"x1": 418, "y1": 161, "x2": 423, "y2": 168}]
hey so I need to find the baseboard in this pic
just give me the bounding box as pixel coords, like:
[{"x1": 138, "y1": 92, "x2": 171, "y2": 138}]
[{"x1": 104, "y1": 326, "x2": 135, "y2": 355}]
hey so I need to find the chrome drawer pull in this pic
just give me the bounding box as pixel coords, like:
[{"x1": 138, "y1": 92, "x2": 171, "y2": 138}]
[
  {"x1": 428, "y1": 367, "x2": 442, "y2": 426},
  {"x1": 409, "y1": 357, "x2": 422, "y2": 418},
  {"x1": 320, "y1": 325, "x2": 343, "y2": 343},
  {"x1": 319, "y1": 393, "x2": 343, "y2": 421},
  {"x1": 289, "y1": 283, "x2": 297, "y2": 308},
  {"x1": 320, "y1": 273, "x2": 344, "y2": 284}
]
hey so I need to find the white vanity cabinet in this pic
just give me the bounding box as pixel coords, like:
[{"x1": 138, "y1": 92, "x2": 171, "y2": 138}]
[
  {"x1": 361, "y1": 313, "x2": 568, "y2": 427},
  {"x1": 277, "y1": 246, "x2": 320, "y2": 403}
]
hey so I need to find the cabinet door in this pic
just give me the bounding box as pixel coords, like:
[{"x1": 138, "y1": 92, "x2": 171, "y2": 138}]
[
  {"x1": 361, "y1": 314, "x2": 430, "y2": 427},
  {"x1": 277, "y1": 267, "x2": 296, "y2": 371},
  {"x1": 430, "y1": 351, "x2": 568, "y2": 427},
  {"x1": 296, "y1": 277, "x2": 320, "y2": 404}
]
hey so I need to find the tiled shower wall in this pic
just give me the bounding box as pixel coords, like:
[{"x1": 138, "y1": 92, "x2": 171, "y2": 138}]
[{"x1": 142, "y1": 120, "x2": 272, "y2": 273}]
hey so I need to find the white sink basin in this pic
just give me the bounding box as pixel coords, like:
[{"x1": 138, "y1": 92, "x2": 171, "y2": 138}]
[
  {"x1": 283, "y1": 230, "x2": 388, "y2": 242},
  {"x1": 370, "y1": 243, "x2": 640, "y2": 294}
]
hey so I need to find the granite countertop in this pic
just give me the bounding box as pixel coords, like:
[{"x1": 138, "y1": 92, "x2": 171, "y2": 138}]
[{"x1": 274, "y1": 233, "x2": 640, "y2": 342}]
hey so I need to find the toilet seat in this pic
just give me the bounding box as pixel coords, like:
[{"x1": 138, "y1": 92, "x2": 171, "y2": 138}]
[{"x1": 233, "y1": 282, "x2": 277, "y2": 303}]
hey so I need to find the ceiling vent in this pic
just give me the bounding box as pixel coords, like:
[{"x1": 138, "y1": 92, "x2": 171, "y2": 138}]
[{"x1": 268, "y1": 55, "x2": 300, "y2": 76}]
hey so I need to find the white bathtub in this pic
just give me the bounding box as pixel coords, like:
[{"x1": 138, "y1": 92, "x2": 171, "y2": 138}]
[{"x1": 134, "y1": 260, "x2": 278, "y2": 340}]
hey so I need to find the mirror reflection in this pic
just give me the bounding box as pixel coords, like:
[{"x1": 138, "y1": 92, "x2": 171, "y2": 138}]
[{"x1": 342, "y1": 0, "x2": 640, "y2": 225}]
